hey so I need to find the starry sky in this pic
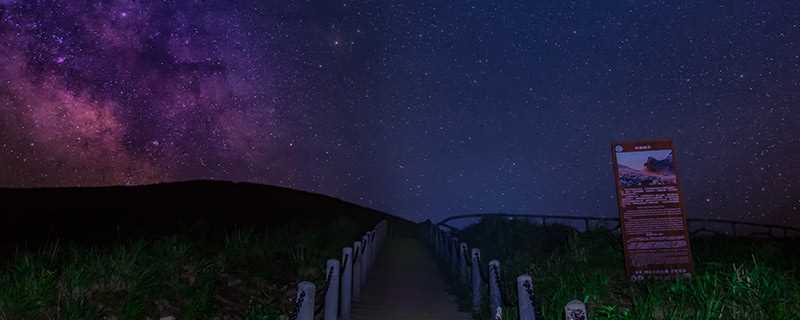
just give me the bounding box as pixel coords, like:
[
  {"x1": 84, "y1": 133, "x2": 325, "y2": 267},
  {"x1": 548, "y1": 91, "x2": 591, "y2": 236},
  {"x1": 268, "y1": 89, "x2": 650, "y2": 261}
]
[{"x1": 1, "y1": 1, "x2": 798, "y2": 225}]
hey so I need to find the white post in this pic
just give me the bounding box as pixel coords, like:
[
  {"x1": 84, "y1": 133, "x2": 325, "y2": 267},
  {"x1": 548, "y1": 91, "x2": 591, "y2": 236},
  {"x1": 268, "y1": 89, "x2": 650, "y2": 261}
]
[
  {"x1": 435, "y1": 230, "x2": 442, "y2": 256},
  {"x1": 564, "y1": 299, "x2": 587, "y2": 320},
  {"x1": 471, "y1": 248, "x2": 482, "y2": 311},
  {"x1": 435, "y1": 229, "x2": 442, "y2": 255},
  {"x1": 494, "y1": 306, "x2": 503, "y2": 320},
  {"x1": 489, "y1": 260, "x2": 502, "y2": 315},
  {"x1": 297, "y1": 281, "x2": 316, "y2": 320},
  {"x1": 516, "y1": 275, "x2": 536, "y2": 320},
  {"x1": 444, "y1": 233, "x2": 450, "y2": 259},
  {"x1": 443, "y1": 233, "x2": 450, "y2": 260},
  {"x1": 459, "y1": 242, "x2": 469, "y2": 284},
  {"x1": 377, "y1": 222, "x2": 383, "y2": 248},
  {"x1": 360, "y1": 235, "x2": 369, "y2": 285},
  {"x1": 443, "y1": 234, "x2": 450, "y2": 263},
  {"x1": 375, "y1": 223, "x2": 381, "y2": 248},
  {"x1": 450, "y1": 238, "x2": 459, "y2": 275},
  {"x1": 381, "y1": 221, "x2": 387, "y2": 247},
  {"x1": 442, "y1": 232, "x2": 447, "y2": 258},
  {"x1": 340, "y1": 248, "x2": 353, "y2": 320},
  {"x1": 352, "y1": 241, "x2": 362, "y2": 301},
  {"x1": 324, "y1": 259, "x2": 340, "y2": 320},
  {"x1": 369, "y1": 231, "x2": 377, "y2": 268}
]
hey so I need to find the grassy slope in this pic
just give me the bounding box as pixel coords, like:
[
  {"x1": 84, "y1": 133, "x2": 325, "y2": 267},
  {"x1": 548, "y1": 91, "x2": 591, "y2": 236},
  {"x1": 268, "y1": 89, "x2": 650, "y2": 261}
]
[
  {"x1": 450, "y1": 217, "x2": 800, "y2": 320},
  {"x1": 0, "y1": 181, "x2": 410, "y2": 320}
]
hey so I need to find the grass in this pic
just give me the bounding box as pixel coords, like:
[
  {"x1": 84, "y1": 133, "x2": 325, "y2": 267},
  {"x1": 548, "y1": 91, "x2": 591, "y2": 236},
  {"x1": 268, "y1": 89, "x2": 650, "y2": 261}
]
[
  {"x1": 0, "y1": 215, "x2": 372, "y2": 320},
  {"x1": 440, "y1": 217, "x2": 800, "y2": 320}
]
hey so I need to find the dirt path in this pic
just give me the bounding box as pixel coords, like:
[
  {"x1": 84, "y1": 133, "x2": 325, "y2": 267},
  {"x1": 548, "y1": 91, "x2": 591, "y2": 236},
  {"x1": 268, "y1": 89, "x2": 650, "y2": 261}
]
[{"x1": 351, "y1": 237, "x2": 472, "y2": 320}]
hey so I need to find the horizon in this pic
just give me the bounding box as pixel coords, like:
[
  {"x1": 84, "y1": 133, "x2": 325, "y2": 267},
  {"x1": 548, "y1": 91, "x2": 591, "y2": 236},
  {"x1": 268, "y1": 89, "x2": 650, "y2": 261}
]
[
  {"x1": 2, "y1": 178, "x2": 798, "y2": 229},
  {"x1": 1, "y1": 1, "x2": 798, "y2": 226}
]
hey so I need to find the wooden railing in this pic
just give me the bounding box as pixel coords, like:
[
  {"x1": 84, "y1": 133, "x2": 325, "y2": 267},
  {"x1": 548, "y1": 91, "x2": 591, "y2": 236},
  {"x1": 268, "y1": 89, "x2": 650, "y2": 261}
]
[
  {"x1": 424, "y1": 221, "x2": 583, "y2": 320},
  {"x1": 427, "y1": 214, "x2": 798, "y2": 319},
  {"x1": 290, "y1": 220, "x2": 388, "y2": 320}
]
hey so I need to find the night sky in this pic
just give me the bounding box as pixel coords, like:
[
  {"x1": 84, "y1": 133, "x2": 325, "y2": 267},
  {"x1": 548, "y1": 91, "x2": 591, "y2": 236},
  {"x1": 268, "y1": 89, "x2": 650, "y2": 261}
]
[{"x1": 1, "y1": 1, "x2": 798, "y2": 225}]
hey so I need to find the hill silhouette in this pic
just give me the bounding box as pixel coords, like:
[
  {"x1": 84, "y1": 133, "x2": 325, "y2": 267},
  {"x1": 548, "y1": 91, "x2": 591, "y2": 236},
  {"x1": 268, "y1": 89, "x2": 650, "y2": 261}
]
[
  {"x1": 0, "y1": 181, "x2": 414, "y2": 318},
  {"x1": 0, "y1": 180, "x2": 411, "y2": 245}
]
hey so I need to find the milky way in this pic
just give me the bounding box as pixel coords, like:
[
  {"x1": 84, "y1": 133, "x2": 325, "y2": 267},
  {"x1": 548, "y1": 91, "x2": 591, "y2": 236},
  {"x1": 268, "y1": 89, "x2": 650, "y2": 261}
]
[
  {"x1": 1, "y1": 1, "x2": 798, "y2": 226},
  {"x1": 1, "y1": 1, "x2": 307, "y2": 186}
]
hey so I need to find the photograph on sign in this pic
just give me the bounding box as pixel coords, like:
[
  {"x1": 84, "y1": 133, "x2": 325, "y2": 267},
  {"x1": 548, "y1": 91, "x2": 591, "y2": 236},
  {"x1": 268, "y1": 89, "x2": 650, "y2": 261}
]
[{"x1": 616, "y1": 150, "x2": 676, "y2": 188}]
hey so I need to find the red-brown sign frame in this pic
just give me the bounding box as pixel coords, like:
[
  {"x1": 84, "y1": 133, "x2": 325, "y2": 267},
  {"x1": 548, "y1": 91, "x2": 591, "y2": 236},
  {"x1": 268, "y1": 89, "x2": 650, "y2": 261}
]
[{"x1": 611, "y1": 139, "x2": 694, "y2": 281}]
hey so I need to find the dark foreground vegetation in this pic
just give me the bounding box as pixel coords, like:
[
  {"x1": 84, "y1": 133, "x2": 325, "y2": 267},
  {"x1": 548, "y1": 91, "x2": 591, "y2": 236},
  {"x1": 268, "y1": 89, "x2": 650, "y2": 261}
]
[
  {"x1": 0, "y1": 181, "x2": 404, "y2": 320},
  {"x1": 446, "y1": 217, "x2": 800, "y2": 320}
]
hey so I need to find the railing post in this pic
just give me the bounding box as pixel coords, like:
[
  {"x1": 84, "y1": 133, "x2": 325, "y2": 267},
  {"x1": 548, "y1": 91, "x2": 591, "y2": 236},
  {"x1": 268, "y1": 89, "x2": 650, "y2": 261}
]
[
  {"x1": 437, "y1": 232, "x2": 444, "y2": 257},
  {"x1": 376, "y1": 221, "x2": 385, "y2": 248},
  {"x1": 437, "y1": 231, "x2": 444, "y2": 256},
  {"x1": 489, "y1": 260, "x2": 502, "y2": 316},
  {"x1": 340, "y1": 248, "x2": 353, "y2": 320},
  {"x1": 370, "y1": 230, "x2": 381, "y2": 266},
  {"x1": 381, "y1": 221, "x2": 387, "y2": 246},
  {"x1": 450, "y1": 237, "x2": 459, "y2": 275},
  {"x1": 459, "y1": 242, "x2": 469, "y2": 285},
  {"x1": 445, "y1": 237, "x2": 452, "y2": 270},
  {"x1": 436, "y1": 229, "x2": 445, "y2": 258},
  {"x1": 516, "y1": 275, "x2": 536, "y2": 320},
  {"x1": 296, "y1": 281, "x2": 316, "y2": 320},
  {"x1": 441, "y1": 231, "x2": 447, "y2": 259},
  {"x1": 439, "y1": 232, "x2": 446, "y2": 263},
  {"x1": 433, "y1": 228, "x2": 439, "y2": 250},
  {"x1": 434, "y1": 229, "x2": 441, "y2": 255},
  {"x1": 564, "y1": 299, "x2": 587, "y2": 320},
  {"x1": 439, "y1": 233, "x2": 446, "y2": 264},
  {"x1": 352, "y1": 241, "x2": 362, "y2": 301},
  {"x1": 361, "y1": 235, "x2": 370, "y2": 285},
  {"x1": 375, "y1": 224, "x2": 381, "y2": 249},
  {"x1": 369, "y1": 231, "x2": 377, "y2": 268},
  {"x1": 324, "y1": 259, "x2": 340, "y2": 320},
  {"x1": 471, "y1": 248, "x2": 482, "y2": 311}
]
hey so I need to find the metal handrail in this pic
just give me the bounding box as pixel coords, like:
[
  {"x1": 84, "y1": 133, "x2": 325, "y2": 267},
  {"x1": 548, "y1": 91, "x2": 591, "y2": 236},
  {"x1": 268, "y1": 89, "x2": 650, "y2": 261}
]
[
  {"x1": 437, "y1": 213, "x2": 800, "y2": 238},
  {"x1": 425, "y1": 214, "x2": 799, "y2": 320}
]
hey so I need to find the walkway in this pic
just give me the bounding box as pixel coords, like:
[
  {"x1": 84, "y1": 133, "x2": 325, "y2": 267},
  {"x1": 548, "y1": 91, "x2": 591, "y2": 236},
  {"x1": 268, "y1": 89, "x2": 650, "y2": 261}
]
[{"x1": 351, "y1": 237, "x2": 472, "y2": 320}]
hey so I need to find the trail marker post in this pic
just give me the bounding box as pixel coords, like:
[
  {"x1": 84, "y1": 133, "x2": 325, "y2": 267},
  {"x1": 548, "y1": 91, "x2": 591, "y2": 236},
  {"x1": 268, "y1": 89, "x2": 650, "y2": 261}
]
[
  {"x1": 340, "y1": 248, "x2": 353, "y2": 320},
  {"x1": 471, "y1": 248, "x2": 482, "y2": 310},
  {"x1": 352, "y1": 241, "x2": 362, "y2": 301},
  {"x1": 564, "y1": 299, "x2": 587, "y2": 320},
  {"x1": 459, "y1": 242, "x2": 469, "y2": 284},
  {"x1": 296, "y1": 281, "x2": 316, "y2": 320},
  {"x1": 450, "y1": 238, "x2": 459, "y2": 274},
  {"x1": 369, "y1": 231, "x2": 377, "y2": 268},
  {"x1": 360, "y1": 235, "x2": 369, "y2": 285},
  {"x1": 489, "y1": 260, "x2": 502, "y2": 315},
  {"x1": 324, "y1": 259, "x2": 340, "y2": 320},
  {"x1": 516, "y1": 275, "x2": 536, "y2": 320}
]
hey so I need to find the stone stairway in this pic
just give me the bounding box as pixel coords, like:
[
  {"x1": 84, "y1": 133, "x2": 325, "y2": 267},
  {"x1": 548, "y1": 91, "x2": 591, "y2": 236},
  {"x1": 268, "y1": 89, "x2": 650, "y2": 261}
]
[{"x1": 351, "y1": 237, "x2": 472, "y2": 320}]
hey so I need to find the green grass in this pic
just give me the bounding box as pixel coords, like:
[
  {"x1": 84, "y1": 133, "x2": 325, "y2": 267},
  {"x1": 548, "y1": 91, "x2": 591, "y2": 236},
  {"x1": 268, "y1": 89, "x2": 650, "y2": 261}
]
[
  {"x1": 0, "y1": 216, "x2": 371, "y2": 320},
  {"x1": 441, "y1": 217, "x2": 800, "y2": 320}
]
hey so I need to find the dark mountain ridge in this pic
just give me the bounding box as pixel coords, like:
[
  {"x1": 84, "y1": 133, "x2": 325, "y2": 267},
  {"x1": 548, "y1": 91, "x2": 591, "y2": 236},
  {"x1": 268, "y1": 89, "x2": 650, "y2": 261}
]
[{"x1": 0, "y1": 180, "x2": 410, "y2": 245}]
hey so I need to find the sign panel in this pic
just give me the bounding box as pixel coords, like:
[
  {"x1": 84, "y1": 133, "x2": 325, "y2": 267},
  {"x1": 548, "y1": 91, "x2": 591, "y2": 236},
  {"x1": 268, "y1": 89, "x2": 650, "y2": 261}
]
[{"x1": 611, "y1": 140, "x2": 693, "y2": 281}]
